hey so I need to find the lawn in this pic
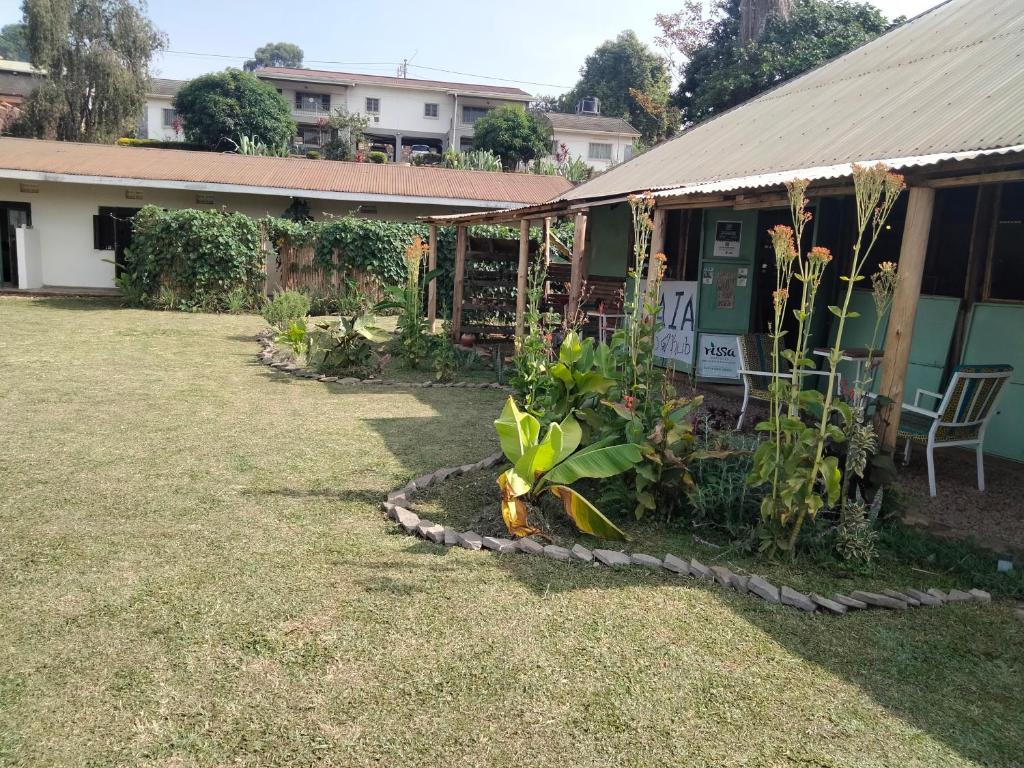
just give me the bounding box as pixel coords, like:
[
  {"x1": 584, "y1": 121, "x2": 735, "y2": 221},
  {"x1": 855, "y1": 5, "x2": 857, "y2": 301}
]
[{"x1": 1, "y1": 297, "x2": 1021, "y2": 768}]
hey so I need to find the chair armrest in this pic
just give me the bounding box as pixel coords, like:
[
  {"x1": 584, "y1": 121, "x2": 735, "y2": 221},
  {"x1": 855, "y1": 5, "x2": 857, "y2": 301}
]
[
  {"x1": 913, "y1": 388, "x2": 943, "y2": 407},
  {"x1": 738, "y1": 369, "x2": 793, "y2": 380},
  {"x1": 900, "y1": 402, "x2": 940, "y2": 419}
]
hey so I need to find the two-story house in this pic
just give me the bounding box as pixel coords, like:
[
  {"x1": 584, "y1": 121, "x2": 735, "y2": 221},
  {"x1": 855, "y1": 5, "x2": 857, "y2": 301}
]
[
  {"x1": 253, "y1": 67, "x2": 533, "y2": 161},
  {"x1": 542, "y1": 105, "x2": 640, "y2": 172}
]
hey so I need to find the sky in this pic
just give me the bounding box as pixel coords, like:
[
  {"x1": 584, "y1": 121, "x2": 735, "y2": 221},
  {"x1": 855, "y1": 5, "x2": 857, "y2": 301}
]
[{"x1": 0, "y1": 0, "x2": 942, "y2": 96}]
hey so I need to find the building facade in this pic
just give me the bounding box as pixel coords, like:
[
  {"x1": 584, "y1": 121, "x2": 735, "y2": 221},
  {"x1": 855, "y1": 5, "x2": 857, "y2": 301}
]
[
  {"x1": 138, "y1": 78, "x2": 185, "y2": 142},
  {"x1": 254, "y1": 67, "x2": 532, "y2": 161},
  {"x1": 543, "y1": 111, "x2": 640, "y2": 172}
]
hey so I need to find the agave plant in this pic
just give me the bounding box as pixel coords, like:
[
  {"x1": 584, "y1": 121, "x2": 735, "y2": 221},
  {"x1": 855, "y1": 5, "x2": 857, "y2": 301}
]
[{"x1": 495, "y1": 397, "x2": 642, "y2": 540}]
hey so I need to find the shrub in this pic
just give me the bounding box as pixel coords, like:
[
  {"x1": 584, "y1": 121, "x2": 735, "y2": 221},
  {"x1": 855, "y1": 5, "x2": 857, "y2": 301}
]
[
  {"x1": 305, "y1": 150, "x2": 321, "y2": 159},
  {"x1": 116, "y1": 137, "x2": 210, "y2": 152},
  {"x1": 307, "y1": 311, "x2": 390, "y2": 376},
  {"x1": 122, "y1": 206, "x2": 265, "y2": 311},
  {"x1": 262, "y1": 290, "x2": 310, "y2": 331},
  {"x1": 368, "y1": 151, "x2": 388, "y2": 164},
  {"x1": 275, "y1": 321, "x2": 309, "y2": 362},
  {"x1": 411, "y1": 152, "x2": 441, "y2": 166}
]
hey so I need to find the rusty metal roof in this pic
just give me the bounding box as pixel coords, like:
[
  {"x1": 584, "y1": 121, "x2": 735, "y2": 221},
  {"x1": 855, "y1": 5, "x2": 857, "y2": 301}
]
[
  {"x1": 0, "y1": 138, "x2": 572, "y2": 206},
  {"x1": 543, "y1": 112, "x2": 640, "y2": 137},
  {"x1": 256, "y1": 67, "x2": 532, "y2": 99},
  {"x1": 563, "y1": 0, "x2": 1024, "y2": 202}
]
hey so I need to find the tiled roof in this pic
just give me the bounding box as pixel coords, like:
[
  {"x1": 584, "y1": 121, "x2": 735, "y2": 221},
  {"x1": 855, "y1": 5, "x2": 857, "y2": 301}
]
[
  {"x1": 148, "y1": 78, "x2": 185, "y2": 97},
  {"x1": 543, "y1": 112, "x2": 640, "y2": 137},
  {"x1": 0, "y1": 138, "x2": 573, "y2": 205},
  {"x1": 256, "y1": 66, "x2": 532, "y2": 99},
  {"x1": 563, "y1": 0, "x2": 1024, "y2": 202}
]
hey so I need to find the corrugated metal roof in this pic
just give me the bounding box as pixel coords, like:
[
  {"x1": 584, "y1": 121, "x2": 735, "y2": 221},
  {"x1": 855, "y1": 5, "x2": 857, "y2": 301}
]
[
  {"x1": 0, "y1": 138, "x2": 572, "y2": 205},
  {"x1": 563, "y1": 0, "x2": 1024, "y2": 202},
  {"x1": 256, "y1": 67, "x2": 532, "y2": 99},
  {"x1": 148, "y1": 78, "x2": 185, "y2": 97},
  {"x1": 543, "y1": 112, "x2": 641, "y2": 136}
]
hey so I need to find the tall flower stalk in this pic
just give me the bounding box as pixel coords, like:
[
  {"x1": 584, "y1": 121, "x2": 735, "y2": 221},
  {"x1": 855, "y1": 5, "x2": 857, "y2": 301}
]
[{"x1": 752, "y1": 164, "x2": 905, "y2": 557}]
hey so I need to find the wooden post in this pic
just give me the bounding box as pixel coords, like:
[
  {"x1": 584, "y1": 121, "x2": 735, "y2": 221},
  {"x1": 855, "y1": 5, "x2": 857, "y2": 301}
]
[
  {"x1": 451, "y1": 225, "x2": 467, "y2": 342},
  {"x1": 514, "y1": 217, "x2": 530, "y2": 341},
  {"x1": 647, "y1": 206, "x2": 667, "y2": 285},
  {"x1": 878, "y1": 186, "x2": 935, "y2": 451},
  {"x1": 426, "y1": 223, "x2": 438, "y2": 332},
  {"x1": 567, "y1": 211, "x2": 588, "y2": 324},
  {"x1": 542, "y1": 216, "x2": 552, "y2": 300}
]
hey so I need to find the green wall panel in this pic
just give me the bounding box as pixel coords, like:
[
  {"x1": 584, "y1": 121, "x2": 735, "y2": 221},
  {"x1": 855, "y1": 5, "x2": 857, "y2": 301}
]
[
  {"x1": 587, "y1": 202, "x2": 631, "y2": 278},
  {"x1": 961, "y1": 303, "x2": 1024, "y2": 461}
]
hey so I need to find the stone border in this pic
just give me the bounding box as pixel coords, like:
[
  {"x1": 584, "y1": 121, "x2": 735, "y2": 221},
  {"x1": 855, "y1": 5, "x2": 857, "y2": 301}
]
[
  {"x1": 257, "y1": 332, "x2": 995, "y2": 617},
  {"x1": 256, "y1": 330, "x2": 513, "y2": 391},
  {"x1": 383, "y1": 455, "x2": 994, "y2": 617}
]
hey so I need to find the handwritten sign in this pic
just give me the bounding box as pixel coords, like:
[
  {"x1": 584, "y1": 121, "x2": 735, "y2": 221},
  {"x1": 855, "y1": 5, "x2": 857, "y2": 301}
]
[
  {"x1": 651, "y1": 280, "x2": 698, "y2": 367},
  {"x1": 697, "y1": 333, "x2": 741, "y2": 379}
]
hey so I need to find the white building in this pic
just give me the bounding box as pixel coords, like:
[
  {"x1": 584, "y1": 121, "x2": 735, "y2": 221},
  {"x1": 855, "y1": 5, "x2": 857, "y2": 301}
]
[
  {"x1": 254, "y1": 67, "x2": 533, "y2": 161},
  {"x1": 0, "y1": 137, "x2": 571, "y2": 292},
  {"x1": 543, "y1": 111, "x2": 640, "y2": 172},
  {"x1": 138, "y1": 78, "x2": 186, "y2": 141}
]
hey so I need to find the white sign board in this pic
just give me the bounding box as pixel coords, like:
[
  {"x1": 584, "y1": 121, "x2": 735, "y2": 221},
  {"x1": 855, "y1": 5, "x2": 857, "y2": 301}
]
[
  {"x1": 713, "y1": 220, "x2": 742, "y2": 258},
  {"x1": 697, "y1": 333, "x2": 741, "y2": 380},
  {"x1": 651, "y1": 280, "x2": 699, "y2": 367}
]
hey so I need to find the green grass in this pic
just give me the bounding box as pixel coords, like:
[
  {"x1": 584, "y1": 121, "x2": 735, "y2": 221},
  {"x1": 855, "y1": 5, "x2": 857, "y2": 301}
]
[{"x1": 1, "y1": 297, "x2": 1022, "y2": 767}]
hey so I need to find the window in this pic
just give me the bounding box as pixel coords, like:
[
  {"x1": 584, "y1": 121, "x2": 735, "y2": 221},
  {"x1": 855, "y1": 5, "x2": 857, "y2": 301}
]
[
  {"x1": 300, "y1": 127, "x2": 322, "y2": 146},
  {"x1": 988, "y1": 182, "x2": 1024, "y2": 301},
  {"x1": 295, "y1": 93, "x2": 330, "y2": 112},
  {"x1": 588, "y1": 143, "x2": 613, "y2": 160},
  {"x1": 161, "y1": 108, "x2": 177, "y2": 127},
  {"x1": 461, "y1": 105, "x2": 491, "y2": 124},
  {"x1": 92, "y1": 207, "x2": 138, "y2": 251},
  {"x1": 365, "y1": 97, "x2": 380, "y2": 114},
  {"x1": 424, "y1": 102, "x2": 438, "y2": 118}
]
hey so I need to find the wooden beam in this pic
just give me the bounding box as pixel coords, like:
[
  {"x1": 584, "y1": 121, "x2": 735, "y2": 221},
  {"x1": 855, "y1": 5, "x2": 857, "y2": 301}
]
[
  {"x1": 877, "y1": 186, "x2": 935, "y2": 451},
  {"x1": 514, "y1": 218, "x2": 530, "y2": 340},
  {"x1": 426, "y1": 223, "x2": 438, "y2": 332},
  {"x1": 922, "y1": 168, "x2": 1024, "y2": 189},
  {"x1": 451, "y1": 225, "x2": 467, "y2": 342},
  {"x1": 567, "y1": 212, "x2": 588, "y2": 323}
]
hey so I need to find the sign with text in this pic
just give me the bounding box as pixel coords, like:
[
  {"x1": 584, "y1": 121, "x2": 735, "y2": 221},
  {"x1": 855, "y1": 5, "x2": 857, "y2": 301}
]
[
  {"x1": 697, "y1": 333, "x2": 741, "y2": 379},
  {"x1": 713, "y1": 220, "x2": 742, "y2": 258},
  {"x1": 648, "y1": 280, "x2": 699, "y2": 367}
]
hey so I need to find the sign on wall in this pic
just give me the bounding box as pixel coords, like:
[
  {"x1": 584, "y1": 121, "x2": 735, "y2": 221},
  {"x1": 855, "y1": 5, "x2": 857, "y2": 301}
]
[
  {"x1": 697, "y1": 333, "x2": 741, "y2": 379},
  {"x1": 713, "y1": 221, "x2": 742, "y2": 258},
  {"x1": 651, "y1": 280, "x2": 699, "y2": 367}
]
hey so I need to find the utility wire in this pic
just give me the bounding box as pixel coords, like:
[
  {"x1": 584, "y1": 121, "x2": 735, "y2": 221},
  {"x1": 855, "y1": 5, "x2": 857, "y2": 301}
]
[{"x1": 161, "y1": 49, "x2": 571, "y2": 90}]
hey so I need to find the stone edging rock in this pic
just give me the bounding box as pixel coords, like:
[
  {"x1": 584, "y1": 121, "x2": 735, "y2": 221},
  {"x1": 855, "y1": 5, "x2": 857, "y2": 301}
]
[
  {"x1": 382, "y1": 454, "x2": 994, "y2": 617},
  {"x1": 256, "y1": 330, "x2": 514, "y2": 391}
]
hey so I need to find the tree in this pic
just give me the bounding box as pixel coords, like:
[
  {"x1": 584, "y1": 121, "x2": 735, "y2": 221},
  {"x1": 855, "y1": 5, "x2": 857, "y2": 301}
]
[
  {"x1": 0, "y1": 22, "x2": 29, "y2": 60},
  {"x1": 320, "y1": 108, "x2": 369, "y2": 161},
  {"x1": 16, "y1": 0, "x2": 165, "y2": 142},
  {"x1": 173, "y1": 69, "x2": 296, "y2": 150},
  {"x1": 471, "y1": 106, "x2": 550, "y2": 170},
  {"x1": 663, "y1": 0, "x2": 889, "y2": 125},
  {"x1": 560, "y1": 31, "x2": 678, "y2": 145},
  {"x1": 243, "y1": 42, "x2": 303, "y2": 71}
]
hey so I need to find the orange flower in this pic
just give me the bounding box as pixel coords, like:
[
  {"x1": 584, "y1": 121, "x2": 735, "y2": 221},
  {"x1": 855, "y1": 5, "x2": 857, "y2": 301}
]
[{"x1": 809, "y1": 246, "x2": 833, "y2": 263}]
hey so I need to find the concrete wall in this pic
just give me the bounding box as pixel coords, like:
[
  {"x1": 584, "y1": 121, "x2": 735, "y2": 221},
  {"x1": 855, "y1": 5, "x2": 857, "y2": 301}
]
[
  {"x1": 142, "y1": 95, "x2": 183, "y2": 142},
  {"x1": 551, "y1": 130, "x2": 634, "y2": 171},
  {"x1": 0, "y1": 179, "x2": 478, "y2": 289}
]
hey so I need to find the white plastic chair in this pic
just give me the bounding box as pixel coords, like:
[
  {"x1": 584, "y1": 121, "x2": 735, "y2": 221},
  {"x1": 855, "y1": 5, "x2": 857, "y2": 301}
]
[
  {"x1": 735, "y1": 333, "x2": 839, "y2": 430},
  {"x1": 898, "y1": 364, "x2": 1013, "y2": 496}
]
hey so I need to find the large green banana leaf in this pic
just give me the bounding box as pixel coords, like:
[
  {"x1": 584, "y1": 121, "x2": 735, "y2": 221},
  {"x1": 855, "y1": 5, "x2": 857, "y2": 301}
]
[
  {"x1": 353, "y1": 315, "x2": 391, "y2": 344},
  {"x1": 494, "y1": 397, "x2": 540, "y2": 463},
  {"x1": 541, "y1": 442, "x2": 643, "y2": 487},
  {"x1": 549, "y1": 485, "x2": 628, "y2": 540},
  {"x1": 513, "y1": 414, "x2": 584, "y2": 482}
]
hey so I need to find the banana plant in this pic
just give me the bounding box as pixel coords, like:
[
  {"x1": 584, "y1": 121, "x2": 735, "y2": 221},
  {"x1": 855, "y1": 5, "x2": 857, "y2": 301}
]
[
  {"x1": 542, "y1": 330, "x2": 616, "y2": 425},
  {"x1": 494, "y1": 397, "x2": 642, "y2": 540}
]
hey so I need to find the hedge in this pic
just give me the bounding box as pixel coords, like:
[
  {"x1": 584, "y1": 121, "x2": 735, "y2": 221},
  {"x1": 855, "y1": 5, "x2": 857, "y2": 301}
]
[{"x1": 123, "y1": 207, "x2": 574, "y2": 315}]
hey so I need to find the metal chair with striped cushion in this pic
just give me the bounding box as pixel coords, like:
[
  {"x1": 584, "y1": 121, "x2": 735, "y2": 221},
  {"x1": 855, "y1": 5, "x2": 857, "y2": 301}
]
[
  {"x1": 899, "y1": 364, "x2": 1013, "y2": 496},
  {"x1": 735, "y1": 333, "x2": 837, "y2": 430}
]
